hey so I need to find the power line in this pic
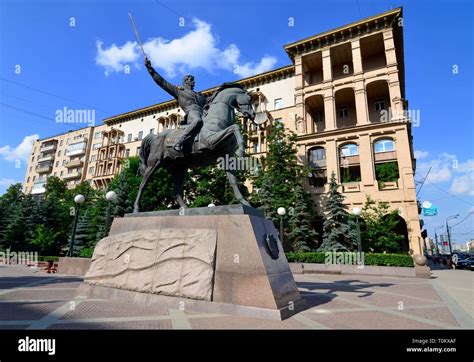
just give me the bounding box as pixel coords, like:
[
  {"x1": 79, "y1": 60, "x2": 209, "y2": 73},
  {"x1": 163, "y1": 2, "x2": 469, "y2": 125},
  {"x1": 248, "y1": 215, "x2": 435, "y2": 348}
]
[
  {"x1": 0, "y1": 77, "x2": 110, "y2": 114},
  {"x1": 425, "y1": 180, "x2": 474, "y2": 206},
  {"x1": 0, "y1": 102, "x2": 84, "y2": 131},
  {"x1": 451, "y1": 212, "x2": 474, "y2": 228}
]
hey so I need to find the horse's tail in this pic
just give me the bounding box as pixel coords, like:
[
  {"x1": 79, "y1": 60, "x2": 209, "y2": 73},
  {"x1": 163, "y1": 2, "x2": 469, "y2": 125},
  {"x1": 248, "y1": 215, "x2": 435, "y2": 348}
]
[{"x1": 138, "y1": 134, "x2": 154, "y2": 176}]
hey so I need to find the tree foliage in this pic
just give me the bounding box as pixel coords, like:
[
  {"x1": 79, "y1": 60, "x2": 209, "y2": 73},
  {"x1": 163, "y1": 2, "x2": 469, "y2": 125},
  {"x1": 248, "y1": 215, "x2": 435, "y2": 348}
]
[
  {"x1": 319, "y1": 172, "x2": 357, "y2": 252},
  {"x1": 360, "y1": 196, "x2": 404, "y2": 253}
]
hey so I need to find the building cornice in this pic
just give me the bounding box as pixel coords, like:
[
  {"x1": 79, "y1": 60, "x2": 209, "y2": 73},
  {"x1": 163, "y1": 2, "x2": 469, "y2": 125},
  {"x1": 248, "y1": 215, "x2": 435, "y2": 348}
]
[{"x1": 284, "y1": 8, "x2": 403, "y2": 62}]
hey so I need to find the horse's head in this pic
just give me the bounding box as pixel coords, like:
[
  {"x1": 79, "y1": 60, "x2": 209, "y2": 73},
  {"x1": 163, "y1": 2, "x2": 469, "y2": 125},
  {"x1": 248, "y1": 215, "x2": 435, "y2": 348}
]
[{"x1": 235, "y1": 91, "x2": 255, "y2": 121}]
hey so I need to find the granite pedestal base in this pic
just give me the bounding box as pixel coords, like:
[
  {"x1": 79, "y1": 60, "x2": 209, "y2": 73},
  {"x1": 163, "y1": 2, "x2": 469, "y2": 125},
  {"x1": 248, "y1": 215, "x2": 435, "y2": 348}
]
[{"x1": 82, "y1": 205, "x2": 305, "y2": 320}]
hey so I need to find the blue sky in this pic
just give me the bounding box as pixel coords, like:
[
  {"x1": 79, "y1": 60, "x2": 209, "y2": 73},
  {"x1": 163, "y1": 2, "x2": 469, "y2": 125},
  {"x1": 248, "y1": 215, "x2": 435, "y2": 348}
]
[{"x1": 0, "y1": 0, "x2": 473, "y2": 245}]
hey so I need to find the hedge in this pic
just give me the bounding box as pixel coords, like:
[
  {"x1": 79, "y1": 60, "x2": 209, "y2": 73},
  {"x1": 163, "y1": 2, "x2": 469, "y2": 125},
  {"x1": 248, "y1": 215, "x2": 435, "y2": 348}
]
[
  {"x1": 37, "y1": 256, "x2": 60, "y2": 262},
  {"x1": 286, "y1": 252, "x2": 414, "y2": 267}
]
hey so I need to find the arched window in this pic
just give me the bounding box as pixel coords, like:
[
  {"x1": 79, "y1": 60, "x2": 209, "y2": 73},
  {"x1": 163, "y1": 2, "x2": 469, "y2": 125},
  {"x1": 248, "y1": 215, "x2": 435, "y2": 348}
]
[
  {"x1": 373, "y1": 139, "x2": 399, "y2": 186},
  {"x1": 339, "y1": 143, "x2": 361, "y2": 183},
  {"x1": 374, "y1": 139, "x2": 395, "y2": 153},
  {"x1": 339, "y1": 143, "x2": 359, "y2": 157},
  {"x1": 308, "y1": 147, "x2": 327, "y2": 187}
]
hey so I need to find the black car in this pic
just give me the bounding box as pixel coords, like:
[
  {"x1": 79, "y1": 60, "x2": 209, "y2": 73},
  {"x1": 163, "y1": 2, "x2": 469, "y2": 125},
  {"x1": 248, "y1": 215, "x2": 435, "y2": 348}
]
[{"x1": 452, "y1": 253, "x2": 474, "y2": 270}]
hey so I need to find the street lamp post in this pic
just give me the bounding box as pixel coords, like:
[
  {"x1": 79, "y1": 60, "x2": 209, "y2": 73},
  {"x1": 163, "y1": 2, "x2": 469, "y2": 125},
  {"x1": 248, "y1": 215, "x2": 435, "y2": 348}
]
[
  {"x1": 352, "y1": 207, "x2": 362, "y2": 253},
  {"x1": 446, "y1": 214, "x2": 460, "y2": 255},
  {"x1": 105, "y1": 191, "x2": 118, "y2": 237},
  {"x1": 277, "y1": 207, "x2": 286, "y2": 245},
  {"x1": 67, "y1": 194, "x2": 85, "y2": 257},
  {"x1": 434, "y1": 225, "x2": 444, "y2": 255}
]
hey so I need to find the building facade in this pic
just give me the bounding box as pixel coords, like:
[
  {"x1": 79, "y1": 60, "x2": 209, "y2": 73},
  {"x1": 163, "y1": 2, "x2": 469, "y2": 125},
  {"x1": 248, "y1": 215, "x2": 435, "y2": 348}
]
[{"x1": 22, "y1": 8, "x2": 423, "y2": 254}]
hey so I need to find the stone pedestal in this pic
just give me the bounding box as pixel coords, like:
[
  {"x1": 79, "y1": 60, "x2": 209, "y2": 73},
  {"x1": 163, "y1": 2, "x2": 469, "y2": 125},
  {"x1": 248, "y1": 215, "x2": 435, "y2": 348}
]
[{"x1": 82, "y1": 205, "x2": 305, "y2": 320}]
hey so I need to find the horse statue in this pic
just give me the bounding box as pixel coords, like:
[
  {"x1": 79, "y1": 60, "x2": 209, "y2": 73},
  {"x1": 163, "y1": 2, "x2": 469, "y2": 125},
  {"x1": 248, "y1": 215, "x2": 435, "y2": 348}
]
[{"x1": 133, "y1": 84, "x2": 256, "y2": 213}]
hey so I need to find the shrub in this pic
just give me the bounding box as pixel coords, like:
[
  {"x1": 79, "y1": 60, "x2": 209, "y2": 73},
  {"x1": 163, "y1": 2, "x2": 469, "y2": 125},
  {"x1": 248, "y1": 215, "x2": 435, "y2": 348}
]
[{"x1": 286, "y1": 252, "x2": 414, "y2": 267}]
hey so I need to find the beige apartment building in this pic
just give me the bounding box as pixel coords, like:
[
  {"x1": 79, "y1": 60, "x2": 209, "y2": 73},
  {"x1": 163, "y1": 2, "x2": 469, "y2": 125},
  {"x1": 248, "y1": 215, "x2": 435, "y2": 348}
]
[{"x1": 23, "y1": 8, "x2": 423, "y2": 254}]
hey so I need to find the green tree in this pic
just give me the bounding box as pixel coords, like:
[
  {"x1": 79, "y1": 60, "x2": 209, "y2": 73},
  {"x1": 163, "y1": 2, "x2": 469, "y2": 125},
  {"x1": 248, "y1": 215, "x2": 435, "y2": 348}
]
[
  {"x1": 319, "y1": 172, "x2": 356, "y2": 252},
  {"x1": 251, "y1": 121, "x2": 317, "y2": 251},
  {"x1": 360, "y1": 196, "x2": 404, "y2": 253},
  {"x1": 287, "y1": 184, "x2": 318, "y2": 252},
  {"x1": 30, "y1": 224, "x2": 57, "y2": 254}
]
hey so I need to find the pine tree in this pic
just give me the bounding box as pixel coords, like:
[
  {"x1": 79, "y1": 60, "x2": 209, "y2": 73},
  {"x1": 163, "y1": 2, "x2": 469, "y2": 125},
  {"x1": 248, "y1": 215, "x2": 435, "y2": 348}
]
[
  {"x1": 71, "y1": 209, "x2": 92, "y2": 256},
  {"x1": 319, "y1": 172, "x2": 356, "y2": 252},
  {"x1": 113, "y1": 171, "x2": 133, "y2": 216},
  {"x1": 288, "y1": 184, "x2": 318, "y2": 252},
  {"x1": 251, "y1": 120, "x2": 318, "y2": 251}
]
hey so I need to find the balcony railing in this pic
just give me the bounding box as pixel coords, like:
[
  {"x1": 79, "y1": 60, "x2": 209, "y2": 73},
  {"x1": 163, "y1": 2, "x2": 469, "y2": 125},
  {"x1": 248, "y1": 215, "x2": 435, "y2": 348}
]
[
  {"x1": 37, "y1": 155, "x2": 55, "y2": 163},
  {"x1": 35, "y1": 165, "x2": 53, "y2": 174},
  {"x1": 40, "y1": 144, "x2": 57, "y2": 153},
  {"x1": 65, "y1": 159, "x2": 83, "y2": 168},
  {"x1": 63, "y1": 171, "x2": 82, "y2": 180}
]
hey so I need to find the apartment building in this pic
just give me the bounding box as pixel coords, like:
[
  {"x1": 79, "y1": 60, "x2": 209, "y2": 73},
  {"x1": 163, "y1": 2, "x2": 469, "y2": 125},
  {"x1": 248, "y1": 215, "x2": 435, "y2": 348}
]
[{"x1": 22, "y1": 8, "x2": 423, "y2": 254}]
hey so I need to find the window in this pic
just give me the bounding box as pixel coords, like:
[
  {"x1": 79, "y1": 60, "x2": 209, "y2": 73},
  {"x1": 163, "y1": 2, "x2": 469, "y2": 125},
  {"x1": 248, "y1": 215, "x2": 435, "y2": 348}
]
[
  {"x1": 308, "y1": 147, "x2": 327, "y2": 187},
  {"x1": 60, "y1": 171, "x2": 64, "y2": 176},
  {"x1": 309, "y1": 148, "x2": 326, "y2": 164},
  {"x1": 54, "y1": 172, "x2": 57, "y2": 176},
  {"x1": 89, "y1": 167, "x2": 95, "y2": 174},
  {"x1": 125, "y1": 149, "x2": 130, "y2": 157},
  {"x1": 339, "y1": 143, "x2": 359, "y2": 157},
  {"x1": 374, "y1": 98, "x2": 385, "y2": 111},
  {"x1": 127, "y1": 134, "x2": 132, "y2": 142},
  {"x1": 339, "y1": 143, "x2": 361, "y2": 183},
  {"x1": 29, "y1": 166, "x2": 32, "y2": 172},
  {"x1": 274, "y1": 98, "x2": 283, "y2": 110},
  {"x1": 339, "y1": 106, "x2": 348, "y2": 118},
  {"x1": 90, "y1": 155, "x2": 97, "y2": 162},
  {"x1": 374, "y1": 139, "x2": 395, "y2": 153},
  {"x1": 62, "y1": 160, "x2": 66, "y2": 166},
  {"x1": 150, "y1": 128, "x2": 155, "y2": 134},
  {"x1": 94, "y1": 131, "x2": 102, "y2": 139},
  {"x1": 59, "y1": 140, "x2": 63, "y2": 146},
  {"x1": 66, "y1": 138, "x2": 70, "y2": 145},
  {"x1": 33, "y1": 176, "x2": 36, "y2": 182},
  {"x1": 138, "y1": 131, "x2": 143, "y2": 140},
  {"x1": 55, "y1": 161, "x2": 59, "y2": 167},
  {"x1": 27, "y1": 177, "x2": 30, "y2": 183},
  {"x1": 136, "y1": 147, "x2": 141, "y2": 155},
  {"x1": 93, "y1": 143, "x2": 101, "y2": 150},
  {"x1": 58, "y1": 151, "x2": 61, "y2": 157}
]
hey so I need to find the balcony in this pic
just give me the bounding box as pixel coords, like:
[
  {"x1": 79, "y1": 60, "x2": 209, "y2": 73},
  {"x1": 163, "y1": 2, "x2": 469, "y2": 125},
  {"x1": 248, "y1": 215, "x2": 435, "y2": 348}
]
[
  {"x1": 31, "y1": 181, "x2": 46, "y2": 195},
  {"x1": 37, "y1": 155, "x2": 54, "y2": 163},
  {"x1": 36, "y1": 165, "x2": 53, "y2": 174},
  {"x1": 67, "y1": 141, "x2": 88, "y2": 156},
  {"x1": 63, "y1": 171, "x2": 82, "y2": 180},
  {"x1": 378, "y1": 180, "x2": 399, "y2": 191},
  {"x1": 342, "y1": 183, "x2": 360, "y2": 193},
  {"x1": 40, "y1": 143, "x2": 57, "y2": 153},
  {"x1": 65, "y1": 159, "x2": 83, "y2": 168}
]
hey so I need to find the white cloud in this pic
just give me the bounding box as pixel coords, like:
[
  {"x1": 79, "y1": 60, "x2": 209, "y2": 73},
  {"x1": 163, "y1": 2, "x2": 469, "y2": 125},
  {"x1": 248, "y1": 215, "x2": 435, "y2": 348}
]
[
  {"x1": 0, "y1": 134, "x2": 38, "y2": 162},
  {"x1": 96, "y1": 18, "x2": 277, "y2": 78},
  {"x1": 414, "y1": 150, "x2": 429, "y2": 160},
  {"x1": 96, "y1": 40, "x2": 140, "y2": 76},
  {"x1": 449, "y1": 173, "x2": 474, "y2": 196},
  {"x1": 0, "y1": 178, "x2": 20, "y2": 187},
  {"x1": 417, "y1": 152, "x2": 474, "y2": 196},
  {"x1": 417, "y1": 153, "x2": 456, "y2": 184}
]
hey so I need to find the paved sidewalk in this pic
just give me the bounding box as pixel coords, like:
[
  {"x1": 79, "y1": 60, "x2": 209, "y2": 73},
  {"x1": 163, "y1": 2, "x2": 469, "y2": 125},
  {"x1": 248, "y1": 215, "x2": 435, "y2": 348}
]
[{"x1": 0, "y1": 265, "x2": 472, "y2": 329}]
